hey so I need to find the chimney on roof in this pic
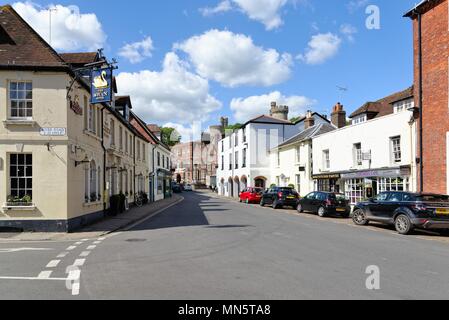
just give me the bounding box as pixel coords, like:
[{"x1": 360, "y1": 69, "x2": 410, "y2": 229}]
[
  {"x1": 304, "y1": 111, "x2": 315, "y2": 129},
  {"x1": 331, "y1": 102, "x2": 347, "y2": 129},
  {"x1": 270, "y1": 102, "x2": 289, "y2": 121}
]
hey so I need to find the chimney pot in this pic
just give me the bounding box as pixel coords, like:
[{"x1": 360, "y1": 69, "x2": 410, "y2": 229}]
[{"x1": 331, "y1": 102, "x2": 347, "y2": 129}]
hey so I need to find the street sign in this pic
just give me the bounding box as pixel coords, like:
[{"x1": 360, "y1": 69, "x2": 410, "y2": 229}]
[
  {"x1": 40, "y1": 128, "x2": 66, "y2": 136},
  {"x1": 91, "y1": 67, "x2": 113, "y2": 104}
]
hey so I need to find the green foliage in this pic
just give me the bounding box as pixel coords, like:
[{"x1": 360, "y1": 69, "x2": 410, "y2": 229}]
[
  {"x1": 161, "y1": 127, "x2": 181, "y2": 147},
  {"x1": 225, "y1": 123, "x2": 243, "y2": 131},
  {"x1": 290, "y1": 117, "x2": 301, "y2": 123}
]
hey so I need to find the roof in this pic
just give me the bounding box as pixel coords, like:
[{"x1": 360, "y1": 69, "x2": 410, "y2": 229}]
[
  {"x1": 277, "y1": 123, "x2": 336, "y2": 149},
  {"x1": 292, "y1": 112, "x2": 330, "y2": 125},
  {"x1": 59, "y1": 52, "x2": 99, "y2": 66},
  {"x1": 147, "y1": 124, "x2": 161, "y2": 134},
  {"x1": 0, "y1": 5, "x2": 68, "y2": 70},
  {"x1": 404, "y1": 0, "x2": 444, "y2": 18},
  {"x1": 115, "y1": 95, "x2": 132, "y2": 109},
  {"x1": 349, "y1": 86, "x2": 414, "y2": 119},
  {"x1": 248, "y1": 115, "x2": 293, "y2": 125}
]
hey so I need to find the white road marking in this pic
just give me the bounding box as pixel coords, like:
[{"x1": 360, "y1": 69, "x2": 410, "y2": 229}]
[
  {"x1": 87, "y1": 245, "x2": 96, "y2": 250},
  {"x1": 66, "y1": 246, "x2": 77, "y2": 251},
  {"x1": 0, "y1": 276, "x2": 68, "y2": 281},
  {"x1": 80, "y1": 251, "x2": 90, "y2": 257},
  {"x1": 71, "y1": 282, "x2": 80, "y2": 296},
  {"x1": 73, "y1": 259, "x2": 85, "y2": 267},
  {"x1": 57, "y1": 252, "x2": 69, "y2": 258},
  {"x1": 75, "y1": 242, "x2": 83, "y2": 245},
  {"x1": 98, "y1": 238, "x2": 106, "y2": 241},
  {"x1": 93, "y1": 241, "x2": 101, "y2": 245},
  {"x1": 0, "y1": 248, "x2": 52, "y2": 253},
  {"x1": 38, "y1": 271, "x2": 53, "y2": 279},
  {"x1": 46, "y1": 260, "x2": 61, "y2": 268}
]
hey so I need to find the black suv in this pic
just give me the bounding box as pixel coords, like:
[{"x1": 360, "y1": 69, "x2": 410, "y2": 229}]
[
  {"x1": 352, "y1": 192, "x2": 449, "y2": 235},
  {"x1": 297, "y1": 192, "x2": 351, "y2": 218},
  {"x1": 260, "y1": 187, "x2": 299, "y2": 209}
]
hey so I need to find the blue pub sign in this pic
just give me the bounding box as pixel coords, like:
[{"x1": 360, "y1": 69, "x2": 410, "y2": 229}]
[{"x1": 90, "y1": 67, "x2": 113, "y2": 104}]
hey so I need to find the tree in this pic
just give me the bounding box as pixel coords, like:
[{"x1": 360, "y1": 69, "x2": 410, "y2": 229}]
[
  {"x1": 161, "y1": 127, "x2": 181, "y2": 147},
  {"x1": 225, "y1": 123, "x2": 243, "y2": 131}
]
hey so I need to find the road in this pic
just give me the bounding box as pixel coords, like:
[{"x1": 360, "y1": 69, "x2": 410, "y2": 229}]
[{"x1": 1, "y1": 191, "x2": 449, "y2": 300}]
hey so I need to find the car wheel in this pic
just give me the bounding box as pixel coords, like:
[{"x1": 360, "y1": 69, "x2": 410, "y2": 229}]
[
  {"x1": 395, "y1": 214, "x2": 413, "y2": 235},
  {"x1": 260, "y1": 199, "x2": 265, "y2": 207},
  {"x1": 297, "y1": 204, "x2": 303, "y2": 213},
  {"x1": 352, "y1": 209, "x2": 369, "y2": 226},
  {"x1": 317, "y1": 207, "x2": 326, "y2": 218},
  {"x1": 272, "y1": 201, "x2": 279, "y2": 209}
]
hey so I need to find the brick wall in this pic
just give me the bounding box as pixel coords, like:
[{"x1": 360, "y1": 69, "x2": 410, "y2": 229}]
[{"x1": 413, "y1": 0, "x2": 449, "y2": 193}]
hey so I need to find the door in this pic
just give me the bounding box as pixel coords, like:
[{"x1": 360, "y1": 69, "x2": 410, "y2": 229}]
[
  {"x1": 302, "y1": 192, "x2": 316, "y2": 211},
  {"x1": 369, "y1": 192, "x2": 390, "y2": 219},
  {"x1": 382, "y1": 192, "x2": 404, "y2": 220},
  {"x1": 310, "y1": 192, "x2": 325, "y2": 212}
]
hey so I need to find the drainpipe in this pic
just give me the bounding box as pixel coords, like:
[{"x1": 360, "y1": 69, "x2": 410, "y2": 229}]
[
  {"x1": 133, "y1": 134, "x2": 136, "y2": 197},
  {"x1": 417, "y1": 12, "x2": 424, "y2": 193},
  {"x1": 100, "y1": 106, "x2": 107, "y2": 216}
]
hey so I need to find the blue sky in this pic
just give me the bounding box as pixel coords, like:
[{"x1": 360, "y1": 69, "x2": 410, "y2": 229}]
[{"x1": 11, "y1": 0, "x2": 417, "y2": 139}]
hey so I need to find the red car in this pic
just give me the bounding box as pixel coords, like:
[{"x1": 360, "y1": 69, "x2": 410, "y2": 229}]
[{"x1": 240, "y1": 188, "x2": 264, "y2": 204}]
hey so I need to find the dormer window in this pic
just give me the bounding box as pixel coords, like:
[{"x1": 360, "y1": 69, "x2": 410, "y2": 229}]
[
  {"x1": 352, "y1": 114, "x2": 367, "y2": 125},
  {"x1": 394, "y1": 98, "x2": 413, "y2": 114}
]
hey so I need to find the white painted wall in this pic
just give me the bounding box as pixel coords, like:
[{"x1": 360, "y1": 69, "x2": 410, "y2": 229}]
[{"x1": 313, "y1": 110, "x2": 417, "y2": 190}]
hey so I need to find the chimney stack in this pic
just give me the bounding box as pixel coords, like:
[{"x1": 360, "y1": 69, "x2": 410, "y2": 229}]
[
  {"x1": 304, "y1": 111, "x2": 315, "y2": 129},
  {"x1": 331, "y1": 102, "x2": 347, "y2": 129},
  {"x1": 220, "y1": 117, "x2": 229, "y2": 130}
]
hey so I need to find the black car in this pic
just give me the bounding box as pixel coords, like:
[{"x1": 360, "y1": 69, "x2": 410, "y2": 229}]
[
  {"x1": 352, "y1": 192, "x2": 449, "y2": 235},
  {"x1": 260, "y1": 187, "x2": 299, "y2": 209},
  {"x1": 172, "y1": 184, "x2": 182, "y2": 193},
  {"x1": 297, "y1": 192, "x2": 351, "y2": 218}
]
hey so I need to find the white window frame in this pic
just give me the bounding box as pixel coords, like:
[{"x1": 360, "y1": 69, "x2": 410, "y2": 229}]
[
  {"x1": 391, "y1": 136, "x2": 402, "y2": 164},
  {"x1": 9, "y1": 81, "x2": 33, "y2": 120},
  {"x1": 354, "y1": 143, "x2": 362, "y2": 167},
  {"x1": 323, "y1": 150, "x2": 330, "y2": 171},
  {"x1": 9, "y1": 153, "x2": 33, "y2": 202}
]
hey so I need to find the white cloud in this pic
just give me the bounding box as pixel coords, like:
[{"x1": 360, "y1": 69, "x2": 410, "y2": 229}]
[
  {"x1": 200, "y1": 0, "x2": 288, "y2": 30},
  {"x1": 297, "y1": 32, "x2": 342, "y2": 65},
  {"x1": 116, "y1": 52, "x2": 222, "y2": 125},
  {"x1": 118, "y1": 36, "x2": 154, "y2": 64},
  {"x1": 13, "y1": 2, "x2": 106, "y2": 52},
  {"x1": 175, "y1": 29, "x2": 292, "y2": 87},
  {"x1": 230, "y1": 91, "x2": 317, "y2": 122},
  {"x1": 200, "y1": 0, "x2": 233, "y2": 16},
  {"x1": 163, "y1": 122, "x2": 203, "y2": 142},
  {"x1": 346, "y1": 0, "x2": 369, "y2": 13},
  {"x1": 340, "y1": 24, "x2": 357, "y2": 42},
  {"x1": 232, "y1": 0, "x2": 288, "y2": 30}
]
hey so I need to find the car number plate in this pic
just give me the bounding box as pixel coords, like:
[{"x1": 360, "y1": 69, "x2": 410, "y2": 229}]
[
  {"x1": 336, "y1": 208, "x2": 346, "y2": 212},
  {"x1": 287, "y1": 196, "x2": 295, "y2": 199},
  {"x1": 436, "y1": 208, "x2": 449, "y2": 215}
]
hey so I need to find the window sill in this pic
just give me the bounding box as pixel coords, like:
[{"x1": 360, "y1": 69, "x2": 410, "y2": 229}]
[
  {"x1": 3, "y1": 119, "x2": 37, "y2": 127},
  {"x1": 2, "y1": 204, "x2": 36, "y2": 211},
  {"x1": 83, "y1": 130, "x2": 101, "y2": 141},
  {"x1": 83, "y1": 201, "x2": 102, "y2": 208}
]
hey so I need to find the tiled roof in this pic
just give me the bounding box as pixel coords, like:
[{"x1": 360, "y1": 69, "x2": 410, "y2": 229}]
[
  {"x1": 59, "y1": 52, "x2": 98, "y2": 66},
  {"x1": 0, "y1": 5, "x2": 67, "y2": 69},
  {"x1": 147, "y1": 124, "x2": 161, "y2": 134},
  {"x1": 349, "y1": 86, "x2": 414, "y2": 119},
  {"x1": 278, "y1": 123, "x2": 336, "y2": 148},
  {"x1": 249, "y1": 115, "x2": 293, "y2": 124}
]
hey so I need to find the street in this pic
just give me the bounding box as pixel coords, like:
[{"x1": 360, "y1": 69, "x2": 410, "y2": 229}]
[{"x1": 1, "y1": 191, "x2": 449, "y2": 300}]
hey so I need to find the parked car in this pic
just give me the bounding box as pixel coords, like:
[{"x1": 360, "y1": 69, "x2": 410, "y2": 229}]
[
  {"x1": 352, "y1": 192, "x2": 449, "y2": 235},
  {"x1": 172, "y1": 184, "x2": 182, "y2": 193},
  {"x1": 240, "y1": 187, "x2": 264, "y2": 204},
  {"x1": 260, "y1": 187, "x2": 299, "y2": 209},
  {"x1": 184, "y1": 184, "x2": 193, "y2": 192},
  {"x1": 297, "y1": 192, "x2": 351, "y2": 218}
]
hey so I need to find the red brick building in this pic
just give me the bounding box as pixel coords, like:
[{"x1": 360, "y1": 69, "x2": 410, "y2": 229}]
[{"x1": 405, "y1": 0, "x2": 449, "y2": 194}]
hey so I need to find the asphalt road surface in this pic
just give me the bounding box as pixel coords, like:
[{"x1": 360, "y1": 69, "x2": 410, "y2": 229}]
[{"x1": 1, "y1": 191, "x2": 449, "y2": 300}]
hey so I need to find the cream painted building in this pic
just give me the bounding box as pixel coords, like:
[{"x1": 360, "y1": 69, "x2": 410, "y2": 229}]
[
  {"x1": 270, "y1": 117, "x2": 336, "y2": 197},
  {"x1": 0, "y1": 6, "x2": 153, "y2": 232}
]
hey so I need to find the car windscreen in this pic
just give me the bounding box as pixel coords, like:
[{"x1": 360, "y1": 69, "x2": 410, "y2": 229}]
[{"x1": 280, "y1": 188, "x2": 297, "y2": 195}]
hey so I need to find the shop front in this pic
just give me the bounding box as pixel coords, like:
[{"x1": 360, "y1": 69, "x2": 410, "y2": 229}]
[
  {"x1": 156, "y1": 169, "x2": 173, "y2": 200},
  {"x1": 313, "y1": 174, "x2": 342, "y2": 193},
  {"x1": 341, "y1": 167, "x2": 412, "y2": 205}
]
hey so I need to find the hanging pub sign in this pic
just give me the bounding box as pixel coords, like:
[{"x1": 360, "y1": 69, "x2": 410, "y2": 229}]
[{"x1": 90, "y1": 67, "x2": 113, "y2": 104}]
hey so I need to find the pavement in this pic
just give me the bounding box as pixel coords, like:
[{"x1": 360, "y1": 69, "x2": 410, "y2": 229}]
[
  {"x1": 0, "y1": 195, "x2": 183, "y2": 242},
  {"x1": 2, "y1": 191, "x2": 449, "y2": 299}
]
